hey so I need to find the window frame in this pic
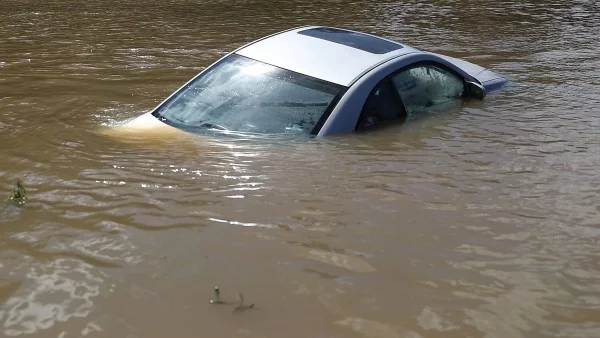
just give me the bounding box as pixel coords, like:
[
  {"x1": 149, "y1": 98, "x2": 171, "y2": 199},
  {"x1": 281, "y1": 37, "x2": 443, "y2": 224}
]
[{"x1": 354, "y1": 61, "x2": 468, "y2": 131}]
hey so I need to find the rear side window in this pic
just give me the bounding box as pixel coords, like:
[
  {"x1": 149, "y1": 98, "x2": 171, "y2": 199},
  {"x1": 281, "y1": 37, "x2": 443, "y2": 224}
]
[
  {"x1": 355, "y1": 79, "x2": 406, "y2": 131},
  {"x1": 391, "y1": 64, "x2": 464, "y2": 115}
]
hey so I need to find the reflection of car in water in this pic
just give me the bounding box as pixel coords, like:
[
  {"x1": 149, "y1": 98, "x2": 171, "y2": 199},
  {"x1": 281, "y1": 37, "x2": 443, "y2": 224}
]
[{"x1": 123, "y1": 26, "x2": 508, "y2": 137}]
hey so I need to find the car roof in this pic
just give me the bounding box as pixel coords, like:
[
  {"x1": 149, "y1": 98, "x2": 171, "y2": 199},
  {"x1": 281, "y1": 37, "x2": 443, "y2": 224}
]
[{"x1": 234, "y1": 26, "x2": 421, "y2": 87}]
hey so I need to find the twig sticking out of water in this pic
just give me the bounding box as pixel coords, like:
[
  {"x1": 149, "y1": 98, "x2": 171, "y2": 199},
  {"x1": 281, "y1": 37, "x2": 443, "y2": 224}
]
[
  {"x1": 233, "y1": 292, "x2": 255, "y2": 313},
  {"x1": 209, "y1": 286, "x2": 256, "y2": 312},
  {"x1": 9, "y1": 179, "x2": 27, "y2": 206}
]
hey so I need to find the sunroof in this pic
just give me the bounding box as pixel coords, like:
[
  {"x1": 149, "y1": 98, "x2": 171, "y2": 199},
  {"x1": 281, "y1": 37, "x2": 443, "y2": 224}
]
[{"x1": 297, "y1": 27, "x2": 402, "y2": 54}]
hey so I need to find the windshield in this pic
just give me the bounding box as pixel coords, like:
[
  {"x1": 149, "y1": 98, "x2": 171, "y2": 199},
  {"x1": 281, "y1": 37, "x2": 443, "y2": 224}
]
[{"x1": 152, "y1": 54, "x2": 345, "y2": 135}]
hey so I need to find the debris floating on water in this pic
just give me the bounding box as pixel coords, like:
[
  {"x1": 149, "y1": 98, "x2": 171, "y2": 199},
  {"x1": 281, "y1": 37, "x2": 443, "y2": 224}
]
[{"x1": 208, "y1": 286, "x2": 255, "y2": 312}]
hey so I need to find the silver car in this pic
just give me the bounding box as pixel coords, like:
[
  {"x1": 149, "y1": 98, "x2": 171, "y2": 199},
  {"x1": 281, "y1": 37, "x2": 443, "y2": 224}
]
[{"x1": 136, "y1": 26, "x2": 507, "y2": 137}]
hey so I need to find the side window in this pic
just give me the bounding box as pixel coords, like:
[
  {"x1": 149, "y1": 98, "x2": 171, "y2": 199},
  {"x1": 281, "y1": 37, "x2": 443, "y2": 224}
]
[
  {"x1": 355, "y1": 79, "x2": 406, "y2": 131},
  {"x1": 391, "y1": 64, "x2": 464, "y2": 115}
]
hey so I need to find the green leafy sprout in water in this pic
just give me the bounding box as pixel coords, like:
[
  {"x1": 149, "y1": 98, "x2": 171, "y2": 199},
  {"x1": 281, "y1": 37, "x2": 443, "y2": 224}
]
[{"x1": 9, "y1": 179, "x2": 27, "y2": 206}]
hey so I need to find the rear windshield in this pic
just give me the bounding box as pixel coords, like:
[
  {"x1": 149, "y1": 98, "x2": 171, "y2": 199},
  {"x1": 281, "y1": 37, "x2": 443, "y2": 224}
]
[
  {"x1": 152, "y1": 54, "x2": 345, "y2": 135},
  {"x1": 297, "y1": 27, "x2": 403, "y2": 54}
]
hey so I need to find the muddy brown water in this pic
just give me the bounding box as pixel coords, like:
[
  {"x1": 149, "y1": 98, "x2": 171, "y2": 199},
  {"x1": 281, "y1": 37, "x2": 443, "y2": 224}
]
[{"x1": 1, "y1": 1, "x2": 600, "y2": 337}]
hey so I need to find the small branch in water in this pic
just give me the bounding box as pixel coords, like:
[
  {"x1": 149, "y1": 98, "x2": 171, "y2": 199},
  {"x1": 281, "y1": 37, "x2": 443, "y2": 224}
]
[
  {"x1": 209, "y1": 286, "x2": 256, "y2": 312},
  {"x1": 233, "y1": 292, "x2": 255, "y2": 313}
]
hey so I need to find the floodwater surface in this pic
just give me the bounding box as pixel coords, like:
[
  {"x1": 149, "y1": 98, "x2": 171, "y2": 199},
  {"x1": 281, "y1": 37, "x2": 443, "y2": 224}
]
[{"x1": 1, "y1": 1, "x2": 600, "y2": 337}]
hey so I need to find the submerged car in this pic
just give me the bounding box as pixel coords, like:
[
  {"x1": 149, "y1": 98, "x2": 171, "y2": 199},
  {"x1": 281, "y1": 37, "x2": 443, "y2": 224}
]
[{"x1": 126, "y1": 26, "x2": 507, "y2": 137}]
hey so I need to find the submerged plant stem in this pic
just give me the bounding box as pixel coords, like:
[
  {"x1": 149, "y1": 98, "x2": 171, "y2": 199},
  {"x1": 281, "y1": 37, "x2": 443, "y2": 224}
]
[{"x1": 8, "y1": 179, "x2": 27, "y2": 206}]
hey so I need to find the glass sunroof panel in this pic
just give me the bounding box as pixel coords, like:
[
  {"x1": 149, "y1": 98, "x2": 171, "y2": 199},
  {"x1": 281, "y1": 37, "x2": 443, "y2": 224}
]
[{"x1": 298, "y1": 27, "x2": 402, "y2": 54}]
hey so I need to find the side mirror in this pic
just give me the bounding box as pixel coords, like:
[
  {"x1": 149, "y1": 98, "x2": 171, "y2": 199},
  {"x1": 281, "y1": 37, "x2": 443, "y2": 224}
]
[{"x1": 466, "y1": 81, "x2": 486, "y2": 100}]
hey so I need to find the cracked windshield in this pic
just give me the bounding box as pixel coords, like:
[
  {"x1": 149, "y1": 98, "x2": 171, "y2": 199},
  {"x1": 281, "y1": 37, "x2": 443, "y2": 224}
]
[{"x1": 1, "y1": 0, "x2": 599, "y2": 337}]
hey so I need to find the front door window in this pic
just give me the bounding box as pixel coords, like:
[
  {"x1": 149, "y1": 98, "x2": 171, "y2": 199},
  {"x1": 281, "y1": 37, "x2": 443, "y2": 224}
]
[{"x1": 391, "y1": 64, "x2": 464, "y2": 115}]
